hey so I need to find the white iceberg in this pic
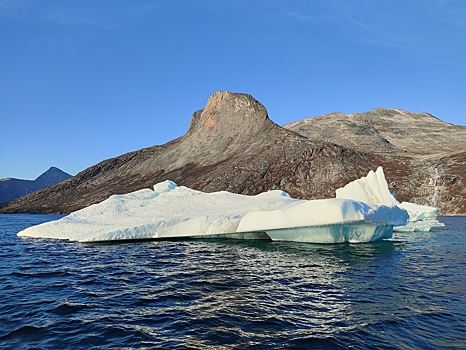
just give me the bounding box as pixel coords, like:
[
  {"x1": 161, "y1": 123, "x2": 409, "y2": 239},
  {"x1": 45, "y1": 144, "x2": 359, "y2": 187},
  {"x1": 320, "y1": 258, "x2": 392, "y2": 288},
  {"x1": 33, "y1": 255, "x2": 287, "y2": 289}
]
[
  {"x1": 17, "y1": 180, "x2": 408, "y2": 244},
  {"x1": 394, "y1": 202, "x2": 445, "y2": 232},
  {"x1": 335, "y1": 167, "x2": 398, "y2": 206},
  {"x1": 336, "y1": 167, "x2": 444, "y2": 232}
]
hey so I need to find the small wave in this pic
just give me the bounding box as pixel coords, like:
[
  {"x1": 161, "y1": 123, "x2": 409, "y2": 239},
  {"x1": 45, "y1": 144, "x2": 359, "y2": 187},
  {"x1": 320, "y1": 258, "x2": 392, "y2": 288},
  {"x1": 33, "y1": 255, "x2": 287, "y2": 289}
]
[
  {"x1": 50, "y1": 303, "x2": 88, "y2": 316},
  {"x1": 0, "y1": 325, "x2": 52, "y2": 341},
  {"x1": 287, "y1": 335, "x2": 345, "y2": 350},
  {"x1": 0, "y1": 214, "x2": 465, "y2": 348},
  {"x1": 9, "y1": 270, "x2": 70, "y2": 279}
]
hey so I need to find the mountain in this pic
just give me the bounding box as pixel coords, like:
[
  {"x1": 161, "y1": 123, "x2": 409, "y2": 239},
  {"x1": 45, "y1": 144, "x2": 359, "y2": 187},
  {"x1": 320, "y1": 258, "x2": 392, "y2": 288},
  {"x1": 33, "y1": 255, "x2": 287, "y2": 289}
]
[
  {"x1": 285, "y1": 108, "x2": 466, "y2": 214},
  {"x1": 0, "y1": 91, "x2": 380, "y2": 214},
  {"x1": 285, "y1": 108, "x2": 466, "y2": 156},
  {"x1": 0, "y1": 92, "x2": 464, "y2": 214},
  {"x1": 0, "y1": 167, "x2": 72, "y2": 204}
]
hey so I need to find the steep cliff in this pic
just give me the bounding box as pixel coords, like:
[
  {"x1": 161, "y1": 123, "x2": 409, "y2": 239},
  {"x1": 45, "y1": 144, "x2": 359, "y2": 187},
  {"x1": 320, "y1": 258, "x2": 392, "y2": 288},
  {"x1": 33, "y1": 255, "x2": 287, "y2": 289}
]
[{"x1": 0, "y1": 92, "x2": 378, "y2": 213}]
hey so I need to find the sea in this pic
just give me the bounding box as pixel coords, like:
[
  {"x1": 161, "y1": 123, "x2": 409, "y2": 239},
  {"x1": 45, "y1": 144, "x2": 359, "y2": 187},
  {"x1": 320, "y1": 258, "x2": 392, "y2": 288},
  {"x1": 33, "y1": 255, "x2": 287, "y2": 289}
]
[{"x1": 0, "y1": 214, "x2": 465, "y2": 349}]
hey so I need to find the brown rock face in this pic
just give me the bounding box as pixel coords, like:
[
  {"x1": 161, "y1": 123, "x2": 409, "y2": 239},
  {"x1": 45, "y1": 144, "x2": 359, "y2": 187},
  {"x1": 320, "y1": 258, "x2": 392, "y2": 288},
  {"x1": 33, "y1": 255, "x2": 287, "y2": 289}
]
[
  {"x1": 285, "y1": 108, "x2": 466, "y2": 156},
  {"x1": 1, "y1": 93, "x2": 464, "y2": 214},
  {"x1": 0, "y1": 91, "x2": 378, "y2": 214},
  {"x1": 285, "y1": 108, "x2": 466, "y2": 214}
]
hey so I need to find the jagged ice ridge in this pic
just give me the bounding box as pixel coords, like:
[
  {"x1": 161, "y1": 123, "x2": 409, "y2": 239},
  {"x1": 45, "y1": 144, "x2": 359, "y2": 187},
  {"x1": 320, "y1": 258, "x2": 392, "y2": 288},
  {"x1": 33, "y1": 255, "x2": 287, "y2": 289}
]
[
  {"x1": 335, "y1": 167, "x2": 445, "y2": 232},
  {"x1": 17, "y1": 179, "x2": 408, "y2": 244}
]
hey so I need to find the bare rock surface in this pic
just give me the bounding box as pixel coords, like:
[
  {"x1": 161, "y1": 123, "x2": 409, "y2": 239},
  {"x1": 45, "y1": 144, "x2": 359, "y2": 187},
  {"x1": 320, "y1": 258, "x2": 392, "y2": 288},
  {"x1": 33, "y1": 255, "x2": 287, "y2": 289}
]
[
  {"x1": 1, "y1": 93, "x2": 464, "y2": 214},
  {"x1": 285, "y1": 108, "x2": 466, "y2": 155},
  {"x1": 286, "y1": 109, "x2": 466, "y2": 214}
]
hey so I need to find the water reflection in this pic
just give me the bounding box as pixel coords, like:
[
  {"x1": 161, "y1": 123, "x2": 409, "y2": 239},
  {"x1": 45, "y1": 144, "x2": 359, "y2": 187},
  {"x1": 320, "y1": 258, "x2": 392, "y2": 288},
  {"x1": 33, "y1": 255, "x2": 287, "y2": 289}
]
[{"x1": 1, "y1": 214, "x2": 465, "y2": 349}]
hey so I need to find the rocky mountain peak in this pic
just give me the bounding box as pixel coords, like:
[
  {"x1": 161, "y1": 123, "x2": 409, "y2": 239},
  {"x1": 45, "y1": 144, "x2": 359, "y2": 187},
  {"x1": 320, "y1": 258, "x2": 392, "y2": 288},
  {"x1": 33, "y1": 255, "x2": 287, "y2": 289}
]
[
  {"x1": 370, "y1": 107, "x2": 407, "y2": 115},
  {"x1": 2, "y1": 93, "x2": 464, "y2": 215},
  {"x1": 187, "y1": 91, "x2": 273, "y2": 137},
  {"x1": 35, "y1": 166, "x2": 71, "y2": 182},
  {"x1": 0, "y1": 166, "x2": 72, "y2": 204}
]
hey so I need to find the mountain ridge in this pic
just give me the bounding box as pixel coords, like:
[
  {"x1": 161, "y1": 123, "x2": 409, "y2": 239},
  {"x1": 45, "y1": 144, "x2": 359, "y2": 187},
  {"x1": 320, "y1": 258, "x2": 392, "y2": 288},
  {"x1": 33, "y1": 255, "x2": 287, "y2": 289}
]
[
  {"x1": 285, "y1": 107, "x2": 466, "y2": 213},
  {"x1": 285, "y1": 108, "x2": 466, "y2": 156},
  {"x1": 0, "y1": 92, "x2": 378, "y2": 213},
  {"x1": 1, "y1": 92, "x2": 464, "y2": 214},
  {"x1": 0, "y1": 167, "x2": 72, "y2": 204}
]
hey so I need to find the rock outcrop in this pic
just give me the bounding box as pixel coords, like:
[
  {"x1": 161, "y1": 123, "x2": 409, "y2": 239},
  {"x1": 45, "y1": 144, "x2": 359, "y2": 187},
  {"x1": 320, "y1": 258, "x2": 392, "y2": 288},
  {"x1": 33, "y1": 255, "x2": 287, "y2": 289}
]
[
  {"x1": 0, "y1": 167, "x2": 72, "y2": 204},
  {"x1": 285, "y1": 108, "x2": 466, "y2": 214},
  {"x1": 0, "y1": 92, "x2": 379, "y2": 213},
  {"x1": 1, "y1": 93, "x2": 464, "y2": 214}
]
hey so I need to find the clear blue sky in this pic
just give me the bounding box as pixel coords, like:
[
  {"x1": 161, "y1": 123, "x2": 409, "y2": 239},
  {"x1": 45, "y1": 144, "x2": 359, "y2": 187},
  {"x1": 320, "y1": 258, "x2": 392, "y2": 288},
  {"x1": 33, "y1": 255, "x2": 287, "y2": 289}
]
[{"x1": 1, "y1": 0, "x2": 465, "y2": 179}]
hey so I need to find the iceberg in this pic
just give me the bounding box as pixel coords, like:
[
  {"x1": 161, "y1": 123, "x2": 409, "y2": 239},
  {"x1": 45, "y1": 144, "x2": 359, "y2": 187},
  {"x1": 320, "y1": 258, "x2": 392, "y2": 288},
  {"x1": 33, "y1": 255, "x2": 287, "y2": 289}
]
[
  {"x1": 336, "y1": 167, "x2": 445, "y2": 232},
  {"x1": 17, "y1": 180, "x2": 408, "y2": 244},
  {"x1": 394, "y1": 202, "x2": 445, "y2": 232},
  {"x1": 335, "y1": 167, "x2": 398, "y2": 206}
]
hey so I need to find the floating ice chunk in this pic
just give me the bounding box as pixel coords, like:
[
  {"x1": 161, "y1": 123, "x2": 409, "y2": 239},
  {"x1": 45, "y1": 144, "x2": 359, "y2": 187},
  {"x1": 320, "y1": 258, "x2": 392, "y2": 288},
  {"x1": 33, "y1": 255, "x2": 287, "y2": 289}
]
[
  {"x1": 18, "y1": 185, "x2": 288, "y2": 242},
  {"x1": 398, "y1": 202, "x2": 438, "y2": 221},
  {"x1": 336, "y1": 167, "x2": 398, "y2": 206},
  {"x1": 336, "y1": 167, "x2": 444, "y2": 232},
  {"x1": 393, "y1": 219, "x2": 445, "y2": 232},
  {"x1": 237, "y1": 199, "x2": 407, "y2": 232},
  {"x1": 394, "y1": 202, "x2": 444, "y2": 232},
  {"x1": 237, "y1": 198, "x2": 407, "y2": 243},
  {"x1": 17, "y1": 181, "x2": 407, "y2": 244},
  {"x1": 264, "y1": 222, "x2": 394, "y2": 244}
]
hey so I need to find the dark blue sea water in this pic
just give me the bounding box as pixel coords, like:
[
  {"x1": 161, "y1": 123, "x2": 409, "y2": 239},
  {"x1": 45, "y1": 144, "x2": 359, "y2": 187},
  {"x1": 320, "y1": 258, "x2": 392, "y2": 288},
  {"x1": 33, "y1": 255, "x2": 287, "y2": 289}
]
[{"x1": 0, "y1": 214, "x2": 465, "y2": 349}]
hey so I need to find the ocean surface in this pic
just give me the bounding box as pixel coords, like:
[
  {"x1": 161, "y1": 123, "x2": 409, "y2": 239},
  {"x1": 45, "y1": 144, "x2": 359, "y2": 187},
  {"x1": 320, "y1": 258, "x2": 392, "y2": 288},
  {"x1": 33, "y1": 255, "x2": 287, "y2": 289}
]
[{"x1": 0, "y1": 214, "x2": 465, "y2": 349}]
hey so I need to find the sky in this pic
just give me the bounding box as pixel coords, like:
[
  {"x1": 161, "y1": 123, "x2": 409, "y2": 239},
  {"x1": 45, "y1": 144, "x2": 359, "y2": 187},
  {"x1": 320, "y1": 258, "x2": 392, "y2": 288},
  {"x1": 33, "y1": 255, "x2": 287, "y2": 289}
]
[{"x1": 1, "y1": 0, "x2": 465, "y2": 179}]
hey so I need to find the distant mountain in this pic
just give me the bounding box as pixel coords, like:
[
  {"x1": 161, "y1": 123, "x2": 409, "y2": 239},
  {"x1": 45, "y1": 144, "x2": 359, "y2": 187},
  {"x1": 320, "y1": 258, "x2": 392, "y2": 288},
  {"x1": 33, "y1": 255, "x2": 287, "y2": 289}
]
[
  {"x1": 285, "y1": 108, "x2": 466, "y2": 214},
  {"x1": 0, "y1": 92, "x2": 464, "y2": 214},
  {"x1": 0, "y1": 167, "x2": 72, "y2": 204},
  {"x1": 285, "y1": 108, "x2": 466, "y2": 156}
]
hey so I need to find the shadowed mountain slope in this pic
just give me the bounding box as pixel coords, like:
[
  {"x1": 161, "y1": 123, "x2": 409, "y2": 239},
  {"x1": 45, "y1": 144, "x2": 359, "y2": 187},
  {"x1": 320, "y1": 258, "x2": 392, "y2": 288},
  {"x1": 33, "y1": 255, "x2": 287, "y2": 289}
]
[
  {"x1": 1, "y1": 93, "x2": 464, "y2": 214},
  {"x1": 0, "y1": 92, "x2": 378, "y2": 214},
  {"x1": 0, "y1": 167, "x2": 72, "y2": 204}
]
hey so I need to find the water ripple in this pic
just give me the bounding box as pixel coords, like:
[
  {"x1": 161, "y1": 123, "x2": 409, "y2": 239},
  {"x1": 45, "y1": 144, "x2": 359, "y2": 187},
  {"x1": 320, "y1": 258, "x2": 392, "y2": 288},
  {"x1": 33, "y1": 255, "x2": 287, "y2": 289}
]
[{"x1": 0, "y1": 214, "x2": 465, "y2": 349}]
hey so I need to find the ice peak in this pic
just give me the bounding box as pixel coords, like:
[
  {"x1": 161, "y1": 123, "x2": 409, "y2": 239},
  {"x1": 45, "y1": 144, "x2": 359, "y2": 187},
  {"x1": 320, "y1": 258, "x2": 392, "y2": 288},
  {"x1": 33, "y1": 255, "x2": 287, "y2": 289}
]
[
  {"x1": 153, "y1": 180, "x2": 177, "y2": 194},
  {"x1": 336, "y1": 166, "x2": 398, "y2": 206}
]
